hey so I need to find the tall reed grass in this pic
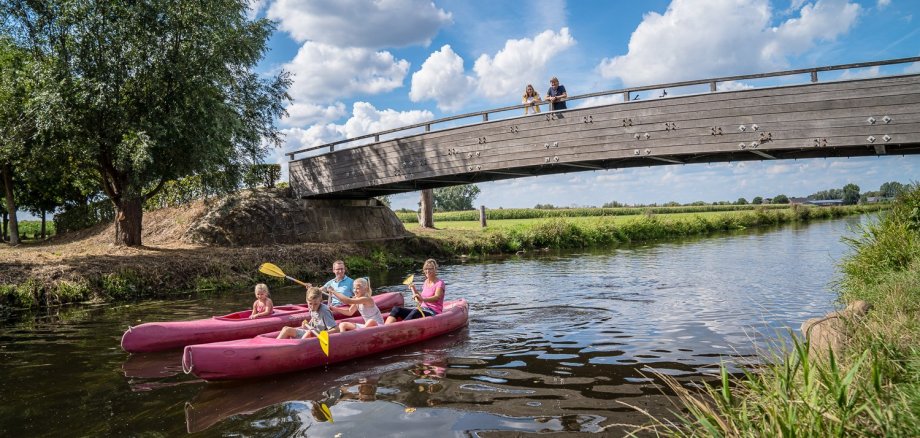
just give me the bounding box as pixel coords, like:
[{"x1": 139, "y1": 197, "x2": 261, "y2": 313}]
[{"x1": 652, "y1": 185, "x2": 920, "y2": 437}]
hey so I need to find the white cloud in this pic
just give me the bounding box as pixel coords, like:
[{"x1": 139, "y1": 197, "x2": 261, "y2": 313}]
[
  {"x1": 835, "y1": 66, "x2": 881, "y2": 80},
  {"x1": 718, "y1": 80, "x2": 755, "y2": 91},
  {"x1": 282, "y1": 102, "x2": 347, "y2": 127},
  {"x1": 409, "y1": 45, "x2": 476, "y2": 111},
  {"x1": 766, "y1": 164, "x2": 795, "y2": 175},
  {"x1": 906, "y1": 62, "x2": 920, "y2": 74},
  {"x1": 877, "y1": 0, "x2": 891, "y2": 9},
  {"x1": 598, "y1": 0, "x2": 862, "y2": 86},
  {"x1": 409, "y1": 29, "x2": 576, "y2": 111},
  {"x1": 267, "y1": 0, "x2": 452, "y2": 48},
  {"x1": 342, "y1": 102, "x2": 434, "y2": 139},
  {"x1": 247, "y1": 0, "x2": 269, "y2": 19},
  {"x1": 473, "y1": 28, "x2": 576, "y2": 99},
  {"x1": 574, "y1": 94, "x2": 624, "y2": 109},
  {"x1": 280, "y1": 102, "x2": 434, "y2": 155},
  {"x1": 284, "y1": 42, "x2": 410, "y2": 103}
]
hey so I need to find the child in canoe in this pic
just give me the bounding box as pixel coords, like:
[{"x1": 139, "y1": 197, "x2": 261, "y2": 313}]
[
  {"x1": 277, "y1": 287, "x2": 338, "y2": 339},
  {"x1": 385, "y1": 259, "x2": 445, "y2": 324},
  {"x1": 248, "y1": 283, "x2": 274, "y2": 319},
  {"x1": 329, "y1": 277, "x2": 384, "y2": 331}
]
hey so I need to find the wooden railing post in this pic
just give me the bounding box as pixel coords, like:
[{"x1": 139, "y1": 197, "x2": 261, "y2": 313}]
[{"x1": 479, "y1": 205, "x2": 487, "y2": 228}]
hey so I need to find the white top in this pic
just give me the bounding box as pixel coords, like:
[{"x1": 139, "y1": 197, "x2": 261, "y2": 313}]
[{"x1": 358, "y1": 302, "x2": 385, "y2": 325}]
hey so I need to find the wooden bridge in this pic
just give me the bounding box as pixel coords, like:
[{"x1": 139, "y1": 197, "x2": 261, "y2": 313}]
[{"x1": 288, "y1": 58, "x2": 920, "y2": 199}]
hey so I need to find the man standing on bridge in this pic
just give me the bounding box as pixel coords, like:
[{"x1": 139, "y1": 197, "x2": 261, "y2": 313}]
[{"x1": 545, "y1": 76, "x2": 568, "y2": 111}]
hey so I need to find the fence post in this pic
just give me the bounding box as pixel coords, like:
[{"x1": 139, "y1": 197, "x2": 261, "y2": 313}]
[{"x1": 479, "y1": 205, "x2": 487, "y2": 228}]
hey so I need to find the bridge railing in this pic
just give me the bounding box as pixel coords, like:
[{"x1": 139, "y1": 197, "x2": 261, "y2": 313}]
[{"x1": 286, "y1": 56, "x2": 920, "y2": 161}]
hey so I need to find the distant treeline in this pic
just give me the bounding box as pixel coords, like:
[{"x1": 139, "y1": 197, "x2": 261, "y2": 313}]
[{"x1": 395, "y1": 204, "x2": 790, "y2": 223}]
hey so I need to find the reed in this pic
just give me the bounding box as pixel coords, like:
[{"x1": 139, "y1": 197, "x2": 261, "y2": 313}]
[{"x1": 653, "y1": 185, "x2": 920, "y2": 437}]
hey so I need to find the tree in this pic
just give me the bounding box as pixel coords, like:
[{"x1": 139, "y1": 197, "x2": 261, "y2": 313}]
[
  {"x1": 0, "y1": 36, "x2": 33, "y2": 245},
  {"x1": 735, "y1": 197, "x2": 748, "y2": 205},
  {"x1": 4, "y1": 0, "x2": 291, "y2": 246},
  {"x1": 879, "y1": 181, "x2": 905, "y2": 198},
  {"x1": 433, "y1": 184, "x2": 481, "y2": 211},
  {"x1": 842, "y1": 183, "x2": 860, "y2": 205},
  {"x1": 419, "y1": 189, "x2": 434, "y2": 228},
  {"x1": 752, "y1": 196, "x2": 763, "y2": 205},
  {"x1": 773, "y1": 194, "x2": 789, "y2": 204}
]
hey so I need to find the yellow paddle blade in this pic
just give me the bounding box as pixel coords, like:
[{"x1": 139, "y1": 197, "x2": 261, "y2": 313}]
[
  {"x1": 317, "y1": 330, "x2": 330, "y2": 356},
  {"x1": 258, "y1": 262, "x2": 285, "y2": 278},
  {"x1": 320, "y1": 403, "x2": 334, "y2": 423},
  {"x1": 402, "y1": 274, "x2": 414, "y2": 285}
]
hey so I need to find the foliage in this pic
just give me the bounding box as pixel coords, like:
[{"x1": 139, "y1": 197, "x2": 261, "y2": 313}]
[
  {"x1": 842, "y1": 183, "x2": 861, "y2": 205},
  {"x1": 433, "y1": 184, "x2": 481, "y2": 211},
  {"x1": 54, "y1": 199, "x2": 115, "y2": 234},
  {"x1": 752, "y1": 196, "x2": 763, "y2": 204},
  {"x1": 4, "y1": 0, "x2": 291, "y2": 245},
  {"x1": 735, "y1": 197, "x2": 747, "y2": 205},
  {"x1": 16, "y1": 220, "x2": 56, "y2": 239},
  {"x1": 773, "y1": 194, "x2": 789, "y2": 204},
  {"x1": 242, "y1": 164, "x2": 281, "y2": 189}
]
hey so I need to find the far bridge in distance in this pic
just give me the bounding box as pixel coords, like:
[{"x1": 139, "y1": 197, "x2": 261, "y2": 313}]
[{"x1": 287, "y1": 57, "x2": 920, "y2": 199}]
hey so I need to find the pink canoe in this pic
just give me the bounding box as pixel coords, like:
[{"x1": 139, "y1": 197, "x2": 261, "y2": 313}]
[
  {"x1": 182, "y1": 299, "x2": 469, "y2": 381},
  {"x1": 121, "y1": 292, "x2": 404, "y2": 353}
]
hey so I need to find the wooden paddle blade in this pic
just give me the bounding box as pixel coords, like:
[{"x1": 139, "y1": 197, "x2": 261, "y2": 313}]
[
  {"x1": 317, "y1": 330, "x2": 330, "y2": 356},
  {"x1": 258, "y1": 263, "x2": 285, "y2": 278},
  {"x1": 320, "y1": 403, "x2": 334, "y2": 423},
  {"x1": 402, "y1": 274, "x2": 414, "y2": 285}
]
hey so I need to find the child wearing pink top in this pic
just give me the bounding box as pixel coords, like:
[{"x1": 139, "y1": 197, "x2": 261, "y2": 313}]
[{"x1": 385, "y1": 259, "x2": 445, "y2": 324}]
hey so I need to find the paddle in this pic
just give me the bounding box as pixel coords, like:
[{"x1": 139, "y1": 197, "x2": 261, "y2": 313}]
[
  {"x1": 319, "y1": 402, "x2": 334, "y2": 423},
  {"x1": 310, "y1": 329, "x2": 330, "y2": 357},
  {"x1": 259, "y1": 262, "x2": 311, "y2": 287},
  {"x1": 403, "y1": 274, "x2": 427, "y2": 319}
]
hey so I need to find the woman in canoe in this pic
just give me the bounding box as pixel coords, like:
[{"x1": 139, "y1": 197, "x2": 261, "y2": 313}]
[
  {"x1": 329, "y1": 277, "x2": 384, "y2": 331},
  {"x1": 385, "y1": 259, "x2": 445, "y2": 324},
  {"x1": 248, "y1": 283, "x2": 274, "y2": 319},
  {"x1": 277, "y1": 287, "x2": 338, "y2": 339}
]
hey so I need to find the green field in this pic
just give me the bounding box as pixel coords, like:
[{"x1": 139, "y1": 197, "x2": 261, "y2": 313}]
[{"x1": 11, "y1": 220, "x2": 56, "y2": 240}]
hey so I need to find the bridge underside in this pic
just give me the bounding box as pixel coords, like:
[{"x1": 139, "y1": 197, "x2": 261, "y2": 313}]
[{"x1": 290, "y1": 74, "x2": 920, "y2": 199}]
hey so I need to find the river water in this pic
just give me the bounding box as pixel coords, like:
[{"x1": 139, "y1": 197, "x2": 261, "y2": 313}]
[{"x1": 0, "y1": 215, "x2": 871, "y2": 436}]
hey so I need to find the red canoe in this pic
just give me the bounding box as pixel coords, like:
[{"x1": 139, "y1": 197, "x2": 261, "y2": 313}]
[
  {"x1": 121, "y1": 292, "x2": 404, "y2": 353},
  {"x1": 182, "y1": 299, "x2": 469, "y2": 381}
]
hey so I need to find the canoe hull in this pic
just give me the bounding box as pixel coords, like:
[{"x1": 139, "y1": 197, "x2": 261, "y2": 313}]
[
  {"x1": 182, "y1": 299, "x2": 469, "y2": 381},
  {"x1": 121, "y1": 292, "x2": 404, "y2": 353}
]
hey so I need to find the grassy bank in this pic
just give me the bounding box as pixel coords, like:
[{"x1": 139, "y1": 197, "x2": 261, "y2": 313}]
[
  {"x1": 657, "y1": 186, "x2": 920, "y2": 436},
  {"x1": 396, "y1": 203, "x2": 790, "y2": 223},
  {"x1": 412, "y1": 204, "x2": 885, "y2": 256}
]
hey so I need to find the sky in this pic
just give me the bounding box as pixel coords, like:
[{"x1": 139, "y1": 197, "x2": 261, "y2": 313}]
[{"x1": 10, "y1": 0, "x2": 917, "y2": 224}]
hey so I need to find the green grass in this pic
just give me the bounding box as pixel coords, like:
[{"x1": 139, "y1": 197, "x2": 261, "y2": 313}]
[
  {"x1": 396, "y1": 204, "x2": 791, "y2": 223},
  {"x1": 654, "y1": 185, "x2": 920, "y2": 437},
  {"x1": 11, "y1": 220, "x2": 56, "y2": 240},
  {"x1": 408, "y1": 205, "x2": 883, "y2": 256}
]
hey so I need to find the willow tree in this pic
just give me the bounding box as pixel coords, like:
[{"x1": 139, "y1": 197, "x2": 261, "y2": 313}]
[{"x1": 3, "y1": 0, "x2": 290, "y2": 246}]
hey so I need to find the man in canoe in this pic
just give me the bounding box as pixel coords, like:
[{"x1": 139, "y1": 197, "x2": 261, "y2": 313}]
[{"x1": 322, "y1": 260, "x2": 354, "y2": 306}]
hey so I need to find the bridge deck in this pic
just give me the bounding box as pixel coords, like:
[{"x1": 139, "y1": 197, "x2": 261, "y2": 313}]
[{"x1": 290, "y1": 73, "x2": 920, "y2": 199}]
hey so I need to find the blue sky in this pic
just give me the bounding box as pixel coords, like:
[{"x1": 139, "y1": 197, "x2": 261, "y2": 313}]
[{"x1": 254, "y1": 0, "x2": 920, "y2": 209}]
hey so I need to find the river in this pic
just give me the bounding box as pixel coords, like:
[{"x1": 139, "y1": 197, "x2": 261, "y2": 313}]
[{"x1": 0, "y1": 215, "x2": 871, "y2": 436}]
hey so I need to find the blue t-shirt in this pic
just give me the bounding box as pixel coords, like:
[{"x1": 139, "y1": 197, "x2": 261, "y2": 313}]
[
  {"x1": 323, "y1": 276, "x2": 354, "y2": 305},
  {"x1": 547, "y1": 84, "x2": 567, "y2": 110}
]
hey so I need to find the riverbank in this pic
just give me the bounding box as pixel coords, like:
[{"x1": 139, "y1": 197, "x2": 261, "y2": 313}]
[
  {"x1": 0, "y1": 203, "x2": 885, "y2": 309},
  {"x1": 660, "y1": 185, "x2": 920, "y2": 436}
]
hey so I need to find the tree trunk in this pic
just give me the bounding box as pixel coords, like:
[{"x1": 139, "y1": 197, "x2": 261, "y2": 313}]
[
  {"x1": 114, "y1": 197, "x2": 143, "y2": 246},
  {"x1": 2, "y1": 211, "x2": 7, "y2": 241},
  {"x1": 1, "y1": 164, "x2": 20, "y2": 245},
  {"x1": 41, "y1": 210, "x2": 46, "y2": 239},
  {"x1": 419, "y1": 189, "x2": 434, "y2": 228}
]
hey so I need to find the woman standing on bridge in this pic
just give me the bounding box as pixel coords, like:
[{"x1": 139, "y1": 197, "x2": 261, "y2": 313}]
[{"x1": 522, "y1": 84, "x2": 542, "y2": 114}]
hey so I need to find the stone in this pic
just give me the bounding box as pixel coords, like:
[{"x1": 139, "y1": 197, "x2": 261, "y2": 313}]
[{"x1": 800, "y1": 300, "x2": 871, "y2": 357}]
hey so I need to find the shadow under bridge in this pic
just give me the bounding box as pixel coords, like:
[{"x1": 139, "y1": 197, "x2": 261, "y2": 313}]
[{"x1": 288, "y1": 57, "x2": 920, "y2": 199}]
